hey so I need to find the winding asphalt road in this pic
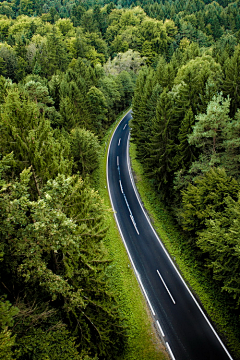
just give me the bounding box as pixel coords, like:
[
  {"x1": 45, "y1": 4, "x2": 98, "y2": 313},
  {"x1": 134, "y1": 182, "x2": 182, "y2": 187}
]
[{"x1": 107, "y1": 110, "x2": 234, "y2": 360}]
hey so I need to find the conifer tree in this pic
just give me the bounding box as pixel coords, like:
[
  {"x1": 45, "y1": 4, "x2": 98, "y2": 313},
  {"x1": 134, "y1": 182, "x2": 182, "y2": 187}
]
[
  {"x1": 131, "y1": 66, "x2": 158, "y2": 160},
  {"x1": 197, "y1": 193, "x2": 240, "y2": 306},
  {"x1": 188, "y1": 93, "x2": 231, "y2": 172},
  {"x1": 0, "y1": 163, "x2": 126, "y2": 359},
  {"x1": 36, "y1": 27, "x2": 69, "y2": 78},
  {"x1": 174, "y1": 55, "x2": 223, "y2": 115},
  {"x1": 223, "y1": 44, "x2": 240, "y2": 117},
  {"x1": 175, "y1": 107, "x2": 196, "y2": 170},
  {"x1": 0, "y1": 89, "x2": 72, "y2": 193},
  {"x1": 87, "y1": 86, "x2": 107, "y2": 134},
  {"x1": 145, "y1": 89, "x2": 176, "y2": 199},
  {"x1": 181, "y1": 167, "x2": 239, "y2": 236},
  {"x1": 70, "y1": 127, "x2": 101, "y2": 177}
]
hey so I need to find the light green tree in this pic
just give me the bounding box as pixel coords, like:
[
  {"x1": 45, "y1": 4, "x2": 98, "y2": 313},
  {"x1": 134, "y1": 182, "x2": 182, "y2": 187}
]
[{"x1": 188, "y1": 93, "x2": 231, "y2": 173}]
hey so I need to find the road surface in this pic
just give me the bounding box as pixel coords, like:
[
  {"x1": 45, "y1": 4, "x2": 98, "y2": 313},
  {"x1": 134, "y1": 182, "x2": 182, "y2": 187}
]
[{"x1": 107, "y1": 110, "x2": 233, "y2": 360}]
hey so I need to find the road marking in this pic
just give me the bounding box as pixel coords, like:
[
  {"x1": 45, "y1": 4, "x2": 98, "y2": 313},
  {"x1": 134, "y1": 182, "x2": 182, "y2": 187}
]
[
  {"x1": 106, "y1": 110, "x2": 155, "y2": 317},
  {"x1": 119, "y1": 180, "x2": 123, "y2": 193},
  {"x1": 130, "y1": 214, "x2": 139, "y2": 235},
  {"x1": 118, "y1": 138, "x2": 121, "y2": 146},
  {"x1": 126, "y1": 134, "x2": 233, "y2": 359},
  {"x1": 117, "y1": 156, "x2": 119, "y2": 166},
  {"x1": 118, "y1": 159, "x2": 139, "y2": 235},
  {"x1": 123, "y1": 124, "x2": 127, "y2": 130},
  {"x1": 157, "y1": 270, "x2": 176, "y2": 304},
  {"x1": 135, "y1": 271, "x2": 155, "y2": 316},
  {"x1": 156, "y1": 320, "x2": 165, "y2": 337},
  {"x1": 166, "y1": 342, "x2": 176, "y2": 360}
]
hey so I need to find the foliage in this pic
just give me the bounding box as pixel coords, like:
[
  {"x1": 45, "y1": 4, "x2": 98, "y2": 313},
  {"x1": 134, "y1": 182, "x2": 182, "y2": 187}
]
[
  {"x1": 0, "y1": 89, "x2": 72, "y2": 192},
  {"x1": 70, "y1": 127, "x2": 101, "y2": 177},
  {"x1": 0, "y1": 159, "x2": 126, "y2": 359},
  {"x1": 1, "y1": 0, "x2": 240, "y2": 356},
  {"x1": 197, "y1": 194, "x2": 240, "y2": 306},
  {"x1": 104, "y1": 49, "x2": 145, "y2": 75},
  {"x1": 181, "y1": 168, "x2": 239, "y2": 236}
]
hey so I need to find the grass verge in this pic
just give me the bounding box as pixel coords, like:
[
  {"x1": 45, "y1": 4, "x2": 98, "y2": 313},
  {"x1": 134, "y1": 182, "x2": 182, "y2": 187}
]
[
  {"x1": 129, "y1": 140, "x2": 240, "y2": 359},
  {"x1": 96, "y1": 109, "x2": 169, "y2": 360}
]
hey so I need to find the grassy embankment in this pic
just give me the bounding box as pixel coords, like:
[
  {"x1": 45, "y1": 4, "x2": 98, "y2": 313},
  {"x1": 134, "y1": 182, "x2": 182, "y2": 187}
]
[
  {"x1": 96, "y1": 109, "x2": 169, "y2": 360},
  {"x1": 128, "y1": 139, "x2": 240, "y2": 359}
]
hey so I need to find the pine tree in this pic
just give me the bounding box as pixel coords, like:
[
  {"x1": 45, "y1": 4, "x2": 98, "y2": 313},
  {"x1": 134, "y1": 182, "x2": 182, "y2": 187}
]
[
  {"x1": 223, "y1": 44, "x2": 240, "y2": 117},
  {"x1": 0, "y1": 163, "x2": 126, "y2": 359},
  {"x1": 197, "y1": 193, "x2": 240, "y2": 307},
  {"x1": 175, "y1": 108, "x2": 196, "y2": 171},
  {"x1": 145, "y1": 89, "x2": 176, "y2": 199},
  {"x1": 87, "y1": 86, "x2": 107, "y2": 134},
  {"x1": 188, "y1": 93, "x2": 231, "y2": 173},
  {"x1": 131, "y1": 66, "x2": 158, "y2": 160},
  {"x1": 0, "y1": 89, "x2": 72, "y2": 193},
  {"x1": 222, "y1": 109, "x2": 240, "y2": 178},
  {"x1": 70, "y1": 127, "x2": 101, "y2": 177},
  {"x1": 181, "y1": 167, "x2": 239, "y2": 236},
  {"x1": 174, "y1": 55, "x2": 223, "y2": 115}
]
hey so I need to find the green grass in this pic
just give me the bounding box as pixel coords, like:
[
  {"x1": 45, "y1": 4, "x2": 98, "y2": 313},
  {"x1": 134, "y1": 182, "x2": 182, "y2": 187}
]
[
  {"x1": 96, "y1": 109, "x2": 169, "y2": 360},
  {"x1": 129, "y1": 140, "x2": 240, "y2": 360}
]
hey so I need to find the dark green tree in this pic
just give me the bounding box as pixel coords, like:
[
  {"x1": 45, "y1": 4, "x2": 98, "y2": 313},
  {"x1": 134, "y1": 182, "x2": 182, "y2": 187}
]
[
  {"x1": 175, "y1": 107, "x2": 196, "y2": 170},
  {"x1": 197, "y1": 192, "x2": 240, "y2": 307},
  {"x1": 145, "y1": 89, "x2": 176, "y2": 199},
  {"x1": 181, "y1": 167, "x2": 239, "y2": 236},
  {"x1": 0, "y1": 163, "x2": 126, "y2": 359},
  {"x1": 131, "y1": 66, "x2": 156, "y2": 159},
  {"x1": 0, "y1": 89, "x2": 72, "y2": 193},
  {"x1": 223, "y1": 44, "x2": 240, "y2": 117}
]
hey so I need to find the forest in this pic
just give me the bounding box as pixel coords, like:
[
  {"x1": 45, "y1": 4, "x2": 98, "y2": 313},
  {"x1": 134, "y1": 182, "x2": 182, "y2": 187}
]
[{"x1": 1, "y1": 0, "x2": 240, "y2": 358}]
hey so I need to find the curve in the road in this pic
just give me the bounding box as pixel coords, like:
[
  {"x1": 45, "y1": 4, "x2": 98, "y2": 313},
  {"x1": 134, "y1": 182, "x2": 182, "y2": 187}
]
[{"x1": 107, "y1": 110, "x2": 234, "y2": 360}]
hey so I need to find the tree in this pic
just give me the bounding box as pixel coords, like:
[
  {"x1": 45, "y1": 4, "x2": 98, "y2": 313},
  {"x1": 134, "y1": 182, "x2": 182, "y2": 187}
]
[
  {"x1": 131, "y1": 66, "x2": 159, "y2": 160},
  {"x1": 70, "y1": 128, "x2": 101, "y2": 177},
  {"x1": 188, "y1": 93, "x2": 231, "y2": 172},
  {"x1": 87, "y1": 86, "x2": 107, "y2": 133},
  {"x1": 0, "y1": 295, "x2": 19, "y2": 360},
  {"x1": 104, "y1": 49, "x2": 145, "y2": 76},
  {"x1": 36, "y1": 27, "x2": 69, "y2": 78},
  {"x1": 0, "y1": 163, "x2": 126, "y2": 359},
  {"x1": 155, "y1": 56, "x2": 176, "y2": 90},
  {"x1": 99, "y1": 75, "x2": 121, "y2": 120},
  {"x1": 116, "y1": 70, "x2": 134, "y2": 110},
  {"x1": 175, "y1": 107, "x2": 196, "y2": 170},
  {"x1": 0, "y1": 45, "x2": 18, "y2": 81},
  {"x1": 174, "y1": 55, "x2": 223, "y2": 115},
  {"x1": 59, "y1": 59, "x2": 99, "y2": 131},
  {"x1": 181, "y1": 167, "x2": 239, "y2": 236},
  {"x1": 197, "y1": 193, "x2": 240, "y2": 307},
  {"x1": 223, "y1": 45, "x2": 240, "y2": 117},
  {"x1": 0, "y1": 89, "x2": 72, "y2": 193},
  {"x1": 23, "y1": 79, "x2": 54, "y2": 108},
  {"x1": 223, "y1": 109, "x2": 240, "y2": 178},
  {"x1": 145, "y1": 89, "x2": 176, "y2": 199}
]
